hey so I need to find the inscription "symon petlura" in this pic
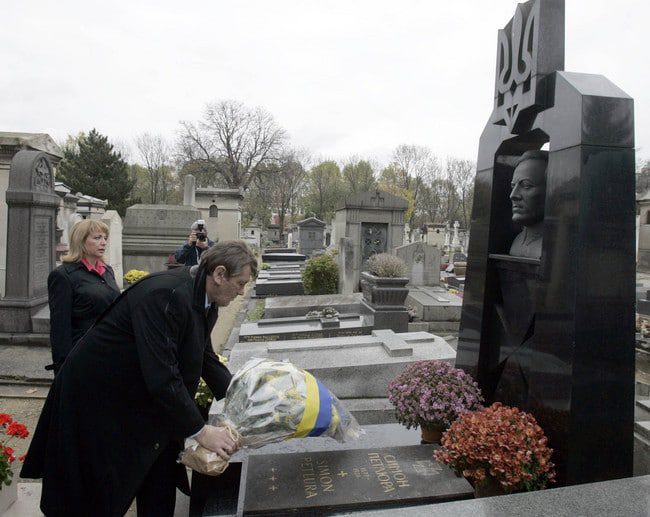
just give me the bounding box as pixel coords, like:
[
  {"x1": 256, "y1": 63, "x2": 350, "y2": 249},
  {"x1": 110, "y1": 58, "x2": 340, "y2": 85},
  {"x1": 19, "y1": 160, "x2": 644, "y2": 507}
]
[{"x1": 368, "y1": 452, "x2": 410, "y2": 493}]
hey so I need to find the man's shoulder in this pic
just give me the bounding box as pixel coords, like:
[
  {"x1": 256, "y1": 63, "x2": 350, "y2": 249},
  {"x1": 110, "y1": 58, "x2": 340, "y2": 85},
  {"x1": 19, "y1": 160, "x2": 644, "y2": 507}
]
[
  {"x1": 139, "y1": 267, "x2": 192, "y2": 288},
  {"x1": 125, "y1": 267, "x2": 194, "y2": 306}
]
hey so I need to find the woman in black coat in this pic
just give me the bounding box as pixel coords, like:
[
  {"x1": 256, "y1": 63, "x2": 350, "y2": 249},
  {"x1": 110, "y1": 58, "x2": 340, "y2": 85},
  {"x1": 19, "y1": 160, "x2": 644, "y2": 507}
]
[{"x1": 47, "y1": 219, "x2": 120, "y2": 373}]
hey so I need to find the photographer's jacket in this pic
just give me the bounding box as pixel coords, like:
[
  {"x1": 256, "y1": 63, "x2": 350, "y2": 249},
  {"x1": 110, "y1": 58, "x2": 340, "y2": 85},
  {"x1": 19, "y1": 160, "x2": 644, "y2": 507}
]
[
  {"x1": 22, "y1": 266, "x2": 232, "y2": 516},
  {"x1": 174, "y1": 238, "x2": 216, "y2": 266}
]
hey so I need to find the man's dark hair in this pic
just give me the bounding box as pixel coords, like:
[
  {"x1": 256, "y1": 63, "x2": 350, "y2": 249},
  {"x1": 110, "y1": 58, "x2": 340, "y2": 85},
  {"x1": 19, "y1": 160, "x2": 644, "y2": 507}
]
[{"x1": 198, "y1": 240, "x2": 258, "y2": 279}]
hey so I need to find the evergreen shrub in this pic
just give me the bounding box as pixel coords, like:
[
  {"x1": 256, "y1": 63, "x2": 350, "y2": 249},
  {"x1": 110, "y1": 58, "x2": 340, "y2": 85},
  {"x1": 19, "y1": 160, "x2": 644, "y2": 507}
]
[{"x1": 302, "y1": 253, "x2": 339, "y2": 295}]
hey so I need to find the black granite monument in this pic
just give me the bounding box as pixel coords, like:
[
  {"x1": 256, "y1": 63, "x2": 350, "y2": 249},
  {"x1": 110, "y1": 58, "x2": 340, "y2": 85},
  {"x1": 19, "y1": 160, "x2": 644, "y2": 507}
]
[{"x1": 455, "y1": 0, "x2": 635, "y2": 485}]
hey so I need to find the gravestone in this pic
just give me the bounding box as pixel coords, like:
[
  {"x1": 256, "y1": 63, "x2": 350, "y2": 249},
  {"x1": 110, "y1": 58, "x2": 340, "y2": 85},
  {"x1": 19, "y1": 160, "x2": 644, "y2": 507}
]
[
  {"x1": 0, "y1": 151, "x2": 60, "y2": 333},
  {"x1": 296, "y1": 216, "x2": 326, "y2": 256},
  {"x1": 395, "y1": 241, "x2": 440, "y2": 286},
  {"x1": 183, "y1": 173, "x2": 195, "y2": 206},
  {"x1": 238, "y1": 313, "x2": 373, "y2": 342},
  {"x1": 122, "y1": 204, "x2": 200, "y2": 273},
  {"x1": 338, "y1": 237, "x2": 356, "y2": 295},
  {"x1": 261, "y1": 251, "x2": 306, "y2": 263},
  {"x1": 198, "y1": 423, "x2": 471, "y2": 516},
  {"x1": 254, "y1": 277, "x2": 304, "y2": 297},
  {"x1": 406, "y1": 286, "x2": 463, "y2": 333},
  {"x1": 228, "y1": 330, "x2": 456, "y2": 421},
  {"x1": 333, "y1": 190, "x2": 407, "y2": 291},
  {"x1": 0, "y1": 133, "x2": 62, "y2": 298},
  {"x1": 53, "y1": 182, "x2": 82, "y2": 260},
  {"x1": 239, "y1": 445, "x2": 472, "y2": 515},
  {"x1": 101, "y1": 210, "x2": 124, "y2": 289},
  {"x1": 264, "y1": 293, "x2": 363, "y2": 319},
  {"x1": 455, "y1": 0, "x2": 635, "y2": 485}
]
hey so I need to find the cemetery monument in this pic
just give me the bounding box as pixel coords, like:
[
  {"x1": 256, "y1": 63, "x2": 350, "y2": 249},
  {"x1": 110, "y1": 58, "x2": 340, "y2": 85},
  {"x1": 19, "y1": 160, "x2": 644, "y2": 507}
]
[{"x1": 455, "y1": 0, "x2": 636, "y2": 486}]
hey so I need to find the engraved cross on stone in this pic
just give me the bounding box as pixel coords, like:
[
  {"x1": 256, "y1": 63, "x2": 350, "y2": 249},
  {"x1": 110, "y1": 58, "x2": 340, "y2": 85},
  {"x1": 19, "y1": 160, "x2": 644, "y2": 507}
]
[{"x1": 370, "y1": 190, "x2": 385, "y2": 206}]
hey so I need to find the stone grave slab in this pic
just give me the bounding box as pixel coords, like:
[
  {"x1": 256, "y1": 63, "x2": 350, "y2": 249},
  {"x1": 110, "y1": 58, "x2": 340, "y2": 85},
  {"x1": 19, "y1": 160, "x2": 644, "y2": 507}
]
[
  {"x1": 254, "y1": 278, "x2": 304, "y2": 297},
  {"x1": 263, "y1": 247, "x2": 296, "y2": 254},
  {"x1": 256, "y1": 271, "x2": 303, "y2": 281},
  {"x1": 407, "y1": 286, "x2": 462, "y2": 322},
  {"x1": 239, "y1": 445, "x2": 472, "y2": 515},
  {"x1": 238, "y1": 313, "x2": 373, "y2": 342},
  {"x1": 264, "y1": 293, "x2": 363, "y2": 318},
  {"x1": 229, "y1": 330, "x2": 456, "y2": 399},
  {"x1": 262, "y1": 252, "x2": 307, "y2": 263},
  {"x1": 199, "y1": 424, "x2": 431, "y2": 516}
]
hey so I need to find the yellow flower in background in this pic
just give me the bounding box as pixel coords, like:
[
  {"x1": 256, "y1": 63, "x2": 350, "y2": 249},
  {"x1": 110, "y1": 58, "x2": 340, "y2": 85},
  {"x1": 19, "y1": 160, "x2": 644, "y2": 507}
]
[{"x1": 124, "y1": 269, "x2": 150, "y2": 285}]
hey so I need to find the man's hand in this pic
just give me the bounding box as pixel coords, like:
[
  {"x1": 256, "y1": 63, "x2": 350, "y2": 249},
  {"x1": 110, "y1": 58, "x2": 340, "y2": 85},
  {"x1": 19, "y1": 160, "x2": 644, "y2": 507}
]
[
  {"x1": 196, "y1": 237, "x2": 209, "y2": 250},
  {"x1": 188, "y1": 231, "x2": 198, "y2": 245},
  {"x1": 196, "y1": 425, "x2": 240, "y2": 461}
]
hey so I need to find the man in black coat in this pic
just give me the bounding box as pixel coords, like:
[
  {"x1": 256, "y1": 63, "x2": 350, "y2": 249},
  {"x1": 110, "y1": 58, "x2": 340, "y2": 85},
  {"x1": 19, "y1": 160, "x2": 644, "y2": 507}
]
[{"x1": 22, "y1": 240, "x2": 258, "y2": 517}]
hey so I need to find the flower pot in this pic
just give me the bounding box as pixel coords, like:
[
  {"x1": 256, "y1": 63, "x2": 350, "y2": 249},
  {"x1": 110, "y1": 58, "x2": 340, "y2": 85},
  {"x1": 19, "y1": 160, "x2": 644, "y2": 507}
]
[
  {"x1": 0, "y1": 477, "x2": 18, "y2": 514},
  {"x1": 360, "y1": 272, "x2": 409, "y2": 308},
  {"x1": 474, "y1": 476, "x2": 507, "y2": 498},
  {"x1": 420, "y1": 426, "x2": 444, "y2": 444}
]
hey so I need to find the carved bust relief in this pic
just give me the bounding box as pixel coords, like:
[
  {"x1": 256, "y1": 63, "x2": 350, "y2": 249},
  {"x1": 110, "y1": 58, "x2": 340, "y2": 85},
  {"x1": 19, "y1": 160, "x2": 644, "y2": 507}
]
[{"x1": 508, "y1": 150, "x2": 547, "y2": 259}]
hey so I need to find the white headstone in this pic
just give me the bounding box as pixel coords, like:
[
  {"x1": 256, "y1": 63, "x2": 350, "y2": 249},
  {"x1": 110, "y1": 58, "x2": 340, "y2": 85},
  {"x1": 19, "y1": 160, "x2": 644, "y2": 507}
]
[
  {"x1": 101, "y1": 210, "x2": 124, "y2": 289},
  {"x1": 183, "y1": 174, "x2": 196, "y2": 206}
]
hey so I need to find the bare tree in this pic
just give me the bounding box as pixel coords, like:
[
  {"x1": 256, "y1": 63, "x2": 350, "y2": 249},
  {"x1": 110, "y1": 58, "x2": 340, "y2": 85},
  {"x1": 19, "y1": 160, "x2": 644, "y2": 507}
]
[
  {"x1": 178, "y1": 100, "x2": 287, "y2": 190},
  {"x1": 445, "y1": 157, "x2": 476, "y2": 228},
  {"x1": 135, "y1": 133, "x2": 174, "y2": 204},
  {"x1": 253, "y1": 149, "x2": 308, "y2": 242},
  {"x1": 380, "y1": 144, "x2": 440, "y2": 228}
]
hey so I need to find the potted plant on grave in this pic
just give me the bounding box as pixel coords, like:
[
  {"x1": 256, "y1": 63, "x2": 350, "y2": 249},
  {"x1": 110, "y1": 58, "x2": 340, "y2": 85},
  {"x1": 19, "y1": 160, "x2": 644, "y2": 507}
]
[
  {"x1": 387, "y1": 360, "x2": 483, "y2": 444},
  {"x1": 360, "y1": 253, "x2": 409, "y2": 307},
  {"x1": 1, "y1": 414, "x2": 29, "y2": 514},
  {"x1": 434, "y1": 402, "x2": 556, "y2": 497}
]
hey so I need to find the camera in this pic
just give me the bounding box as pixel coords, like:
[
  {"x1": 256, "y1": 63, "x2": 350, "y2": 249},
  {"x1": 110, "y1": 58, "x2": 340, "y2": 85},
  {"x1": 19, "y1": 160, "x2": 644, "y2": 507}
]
[{"x1": 196, "y1": 220, "x2": 207, "y2": 242}]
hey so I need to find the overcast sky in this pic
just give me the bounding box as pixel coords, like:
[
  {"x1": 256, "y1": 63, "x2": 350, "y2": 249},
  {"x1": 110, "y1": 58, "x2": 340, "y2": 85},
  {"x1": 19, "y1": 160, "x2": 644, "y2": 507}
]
[{"x1": 2, "y1": 0, "x2": 648, "y2": 167}]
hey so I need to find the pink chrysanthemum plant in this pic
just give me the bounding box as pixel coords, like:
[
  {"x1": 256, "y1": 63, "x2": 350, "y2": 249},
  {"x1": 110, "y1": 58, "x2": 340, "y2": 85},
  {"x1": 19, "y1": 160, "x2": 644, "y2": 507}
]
[
  {"x1": 387, "y1": 360, "x2": 483, "y2": 432},
  {"x1": 434, "y1": 402, "x2": 556, "y2": 493}
]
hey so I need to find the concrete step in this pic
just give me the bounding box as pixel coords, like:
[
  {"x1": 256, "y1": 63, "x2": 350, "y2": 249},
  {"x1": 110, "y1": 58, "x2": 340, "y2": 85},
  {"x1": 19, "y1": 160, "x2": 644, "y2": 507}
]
[
  {"x1": 0, "y1": 333, "x2": 50, "y2": 347},
  {"x1": 0, "y1": 345, "x2": 53, "y2": 383},
  {"x1": 636, "y1": 421, "x2": 650, "y2": 442},
  {"x1": 636, "y1": 398, "x2": 650, "y2": 421},
  {"x1": 31, "y1": 305, "x2": 50, "y2": 333},
  {"x1": 0, "y1": 382, "x2": 49, "y2": 399}
]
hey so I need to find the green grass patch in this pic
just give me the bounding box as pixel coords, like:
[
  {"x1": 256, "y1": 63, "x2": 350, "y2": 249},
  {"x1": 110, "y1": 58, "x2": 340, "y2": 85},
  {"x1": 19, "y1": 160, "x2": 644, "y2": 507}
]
[{"x1": 247, "y1": 299, "x2": 265, "y2": 321}]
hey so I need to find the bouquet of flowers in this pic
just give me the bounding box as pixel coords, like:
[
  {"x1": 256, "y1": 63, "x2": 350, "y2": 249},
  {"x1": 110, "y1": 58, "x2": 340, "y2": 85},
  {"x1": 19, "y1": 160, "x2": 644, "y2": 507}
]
[
  {"x1": 387, "y1": 360, "x2": 483, "y2": 431},
  {"x1": 181, "y1": 358, "x2": 362, "y2": 475},
  {"x1": 1, "y1": 414, "x2": 29, "y2": 489},
  {"x1": 434, "y1": 402, "x2": 556, "y2": 493}
]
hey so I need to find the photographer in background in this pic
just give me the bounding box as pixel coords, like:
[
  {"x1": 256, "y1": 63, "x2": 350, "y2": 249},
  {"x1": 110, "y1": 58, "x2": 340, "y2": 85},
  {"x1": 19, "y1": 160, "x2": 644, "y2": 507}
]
[{"x1": 174, "y1": 219, "x2": 215, "y2": 266}]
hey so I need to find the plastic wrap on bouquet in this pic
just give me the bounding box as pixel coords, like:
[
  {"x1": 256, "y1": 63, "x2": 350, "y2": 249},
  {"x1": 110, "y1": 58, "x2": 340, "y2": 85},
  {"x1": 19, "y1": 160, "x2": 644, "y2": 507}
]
[
  {"x1": 180, "y1": 358, "x2": 363, "y2": 475},
  {"x1": 214, "y1": 357, "x2": 362, "y2": 448}
]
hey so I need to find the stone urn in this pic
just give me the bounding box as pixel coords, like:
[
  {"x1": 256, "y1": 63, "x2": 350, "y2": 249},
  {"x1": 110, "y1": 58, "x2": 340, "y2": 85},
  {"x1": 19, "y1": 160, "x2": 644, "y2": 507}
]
[{"x1": 360, "y1": 271, "x2": 409, "y2": 308}]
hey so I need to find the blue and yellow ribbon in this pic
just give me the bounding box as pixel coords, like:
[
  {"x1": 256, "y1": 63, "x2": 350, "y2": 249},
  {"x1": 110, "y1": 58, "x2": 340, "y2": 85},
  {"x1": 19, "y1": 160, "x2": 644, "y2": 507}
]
[{"x1": 293, "y1": 371, "x2": 333, "y2": 438}]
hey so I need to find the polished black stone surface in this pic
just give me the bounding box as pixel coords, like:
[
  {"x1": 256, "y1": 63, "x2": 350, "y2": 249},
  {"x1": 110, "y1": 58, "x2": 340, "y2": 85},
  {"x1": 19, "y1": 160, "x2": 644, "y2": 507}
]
[
  {"x1": 240, "y1": 445, "x2": 472, "y2": 515},
  {"x1": 455, "y1": 0, "x2": 635, "y2": 486}
]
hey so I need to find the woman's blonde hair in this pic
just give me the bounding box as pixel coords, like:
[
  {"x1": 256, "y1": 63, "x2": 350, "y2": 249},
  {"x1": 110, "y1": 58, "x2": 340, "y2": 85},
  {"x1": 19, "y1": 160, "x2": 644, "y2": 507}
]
[{"x1": 62, "y1": 219, "x2": 110, "y2": 263}]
